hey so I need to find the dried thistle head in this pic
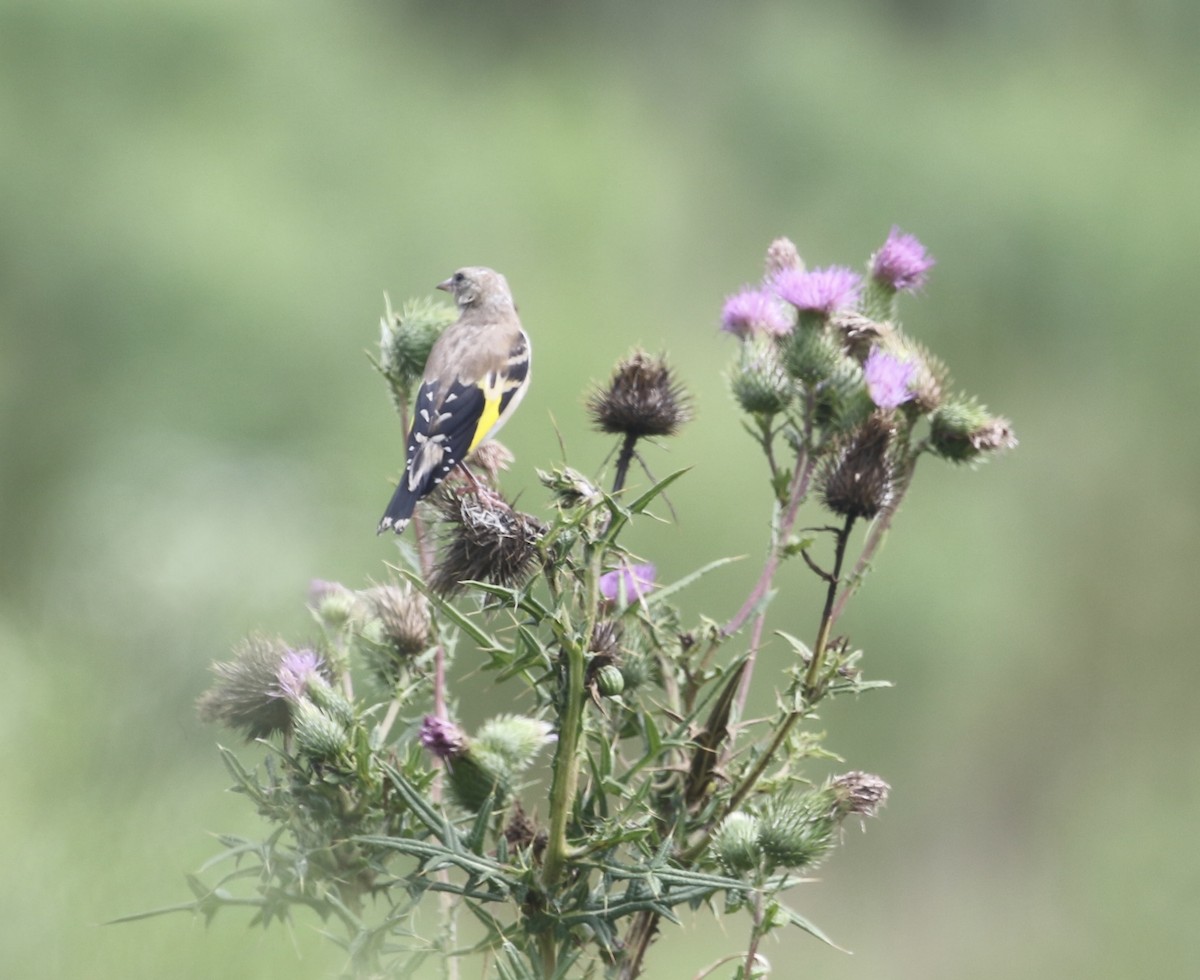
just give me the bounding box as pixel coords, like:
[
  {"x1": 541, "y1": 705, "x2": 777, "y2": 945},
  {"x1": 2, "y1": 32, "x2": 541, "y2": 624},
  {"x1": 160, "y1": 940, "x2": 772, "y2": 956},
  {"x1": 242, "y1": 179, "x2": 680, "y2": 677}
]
[
  {"x1": 764, "y1": 236, "x2": 804, "y2": 277},
  {"x1": 589, "y1": 619, "x2": 622, "y2": 659},
  {"x1": 430, "y1": 487, "x2": 546, "y2": 596},
  {"x1": 829, "y1": 771, "x2": 890, "y2": 820},
  {"x1": 829, "y1": 311, "x2": 895, "y2": 361},
  {"x1": 818, "y1": 413, "x2": 898, "y2": 520},
  {"x1": 504, "y1": 800, "x2": 538, "y2": 850},
  {"x1": 588, "y1": 350, "x2": 691, "y2": 439},
  {"x1": 361, "y1": 583, "x2": 432, "y2": 658}
]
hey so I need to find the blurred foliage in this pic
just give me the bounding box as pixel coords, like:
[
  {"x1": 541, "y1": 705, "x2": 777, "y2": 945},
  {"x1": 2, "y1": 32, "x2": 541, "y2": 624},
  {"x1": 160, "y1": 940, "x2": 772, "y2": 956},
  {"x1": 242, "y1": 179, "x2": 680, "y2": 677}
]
[{"x1": 2, "y1": 0, "x2": 1198, "y2": 977}]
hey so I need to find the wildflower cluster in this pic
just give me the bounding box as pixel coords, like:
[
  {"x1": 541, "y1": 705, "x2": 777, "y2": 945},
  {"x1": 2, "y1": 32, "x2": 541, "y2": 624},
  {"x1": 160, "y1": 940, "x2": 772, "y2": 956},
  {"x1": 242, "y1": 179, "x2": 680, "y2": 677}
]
[{"x1": 139, "y1": 229, "x2": 1014, "y2": 980}]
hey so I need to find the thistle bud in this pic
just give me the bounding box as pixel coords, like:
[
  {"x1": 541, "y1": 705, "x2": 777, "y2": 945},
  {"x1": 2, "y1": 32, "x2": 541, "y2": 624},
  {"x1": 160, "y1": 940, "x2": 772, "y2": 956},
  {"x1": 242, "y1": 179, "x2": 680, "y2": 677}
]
[
  {"x1": 473, "y1": 715, "x2": 555, "y2": 773},
  {"x1": 729, "y1": 337, "x2": 794, "y2": 416},
  {"x1": 307, "y1": 579, "x2": 358, "y2": 629},
  {"x1": 711, "y1": 811, "x2": 763, "y2": 874},
  {"x1": 304, "y1": 673, "x2": 356, "y2": 730},
  {"x1": 781, "y1": 324, "x2": 844, "y2": 385},
  {"x1": 292, "y1": 698, "x2": 351, "y2": 764},
  {"x1": 757, "y1": 792, "x2": 837, "y2": 872},
  {"x1": 377, "y1": 296, "x2": 455, "y2": 397},
  {"x1": 929, "y1": 397, "x2": 1018, "y2": 463},
  {"x1": 594, "y1": 663, "x2": 625, "y2": 698},
  {"x1": 446, "y1": 751, "x2": 510, "y2": 812},
  {"x1": 896, "y1": 338, "x2": 948, "y2": 414},
  {"x1": 441, "y1": 715, "x2": 555, "y2": 811},
  {"x1": 818, "y1": 413, "x2": 898, "y2": 519}
]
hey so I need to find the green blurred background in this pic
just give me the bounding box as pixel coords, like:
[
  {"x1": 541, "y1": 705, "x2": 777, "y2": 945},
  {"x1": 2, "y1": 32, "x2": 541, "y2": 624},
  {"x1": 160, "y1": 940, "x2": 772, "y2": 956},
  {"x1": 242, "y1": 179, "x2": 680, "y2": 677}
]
[{"x1": 3, "y1": 0, "x2": 1197, "y2": 976}]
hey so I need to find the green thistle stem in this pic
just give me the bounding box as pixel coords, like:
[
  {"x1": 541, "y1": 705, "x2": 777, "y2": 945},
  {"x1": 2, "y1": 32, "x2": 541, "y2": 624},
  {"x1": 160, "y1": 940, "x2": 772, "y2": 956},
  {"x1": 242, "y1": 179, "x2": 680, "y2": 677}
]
[
  {"x1": 542, "y1": 549, "x2": 602, "y2": 892},
  {"x1": 542, "y1": 633, "x2": 586, "y2": 890}
]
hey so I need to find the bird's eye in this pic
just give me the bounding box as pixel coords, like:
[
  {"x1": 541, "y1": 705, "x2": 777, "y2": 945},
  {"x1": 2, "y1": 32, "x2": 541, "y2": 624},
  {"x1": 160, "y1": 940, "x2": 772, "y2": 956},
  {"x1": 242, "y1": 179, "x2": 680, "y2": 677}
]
[{"x1": 453, "y1": 272, "x2": 466, "y2": 284}]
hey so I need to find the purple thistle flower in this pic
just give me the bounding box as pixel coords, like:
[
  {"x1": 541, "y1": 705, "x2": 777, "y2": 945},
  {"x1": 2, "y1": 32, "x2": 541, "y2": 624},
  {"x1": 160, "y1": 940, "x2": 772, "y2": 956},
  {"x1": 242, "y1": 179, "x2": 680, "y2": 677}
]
[
  {"x1": 419, "y1": 714, "x2": 467, "y2": 759},
  {"x1": 599, "y1": 562, "x2": 656, "y2": 605},
  {"x1": 870, "y1": 226, "x2": 936, "y2": 292},
  {"x1": 274, "y1": 648, "x2": 324, "y2": 702},
  {"x1": 772, "y1": 265, "x2": 862, "y2": 316},
  {"x1": 721, "y1": 287, "x2": 793, "y2": 338},
  {"x1": 864, "y1": 348, "x2": 916, "y2": 410}
]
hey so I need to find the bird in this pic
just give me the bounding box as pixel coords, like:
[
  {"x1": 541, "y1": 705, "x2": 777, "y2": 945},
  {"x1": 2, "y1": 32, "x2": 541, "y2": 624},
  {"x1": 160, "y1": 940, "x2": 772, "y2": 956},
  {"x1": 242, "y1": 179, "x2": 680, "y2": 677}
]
[{"x1": 378, "y1": 267, "x2": 531, "y2": 535}]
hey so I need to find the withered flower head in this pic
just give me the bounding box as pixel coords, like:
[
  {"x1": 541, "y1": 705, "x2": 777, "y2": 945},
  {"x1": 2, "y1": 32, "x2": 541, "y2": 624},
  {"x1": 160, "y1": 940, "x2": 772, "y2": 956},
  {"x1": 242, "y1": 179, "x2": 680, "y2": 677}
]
[
  {"x1": 196, "y1": 635, "x2": 296, "y2": 740},
  {"x1": 829, "y1": 311, "x2": 894, "y2": 361},
  {"x1": 589, "y1": 619, "x2": 622, "y2": 658},
  {"x1": 361, "y1": 583, "x2": 432, "y2": 658},
  {"x1": 818, "y1": 413, "x2": 898, "y2": 520},
  {"x1": 588, "y1": 349, "x2": 691, "y2": 439},
  {"x1": 830, "y1": 771, "x2": 891, "y2": 820},
  {"x1": 764, "y1": 236, "x2": 804, "y2": 277},
  {"x1": 929, "y1": 398, "x2": 1018, "y2": 463},
  {"x1": 504, "y1": 800, "x2": 538, "y2": 850},
  {"x1": 430, "y1": 486, "x2": 546, "y2": 596}
]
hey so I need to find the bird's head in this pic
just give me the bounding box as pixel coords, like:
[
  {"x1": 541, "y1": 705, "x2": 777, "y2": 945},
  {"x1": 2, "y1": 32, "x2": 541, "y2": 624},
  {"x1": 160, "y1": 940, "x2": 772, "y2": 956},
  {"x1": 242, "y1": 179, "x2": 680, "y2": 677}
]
[{"x1": 437, "y1": 267, "x2": 514, "y2": 314}]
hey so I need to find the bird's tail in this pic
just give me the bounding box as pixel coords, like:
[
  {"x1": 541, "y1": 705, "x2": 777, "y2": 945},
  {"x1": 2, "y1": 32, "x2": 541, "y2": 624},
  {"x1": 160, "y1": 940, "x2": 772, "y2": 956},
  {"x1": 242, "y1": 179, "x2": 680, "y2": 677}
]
[{"x1": 377, "y1": 480, "x2": 418, "y2": 535}]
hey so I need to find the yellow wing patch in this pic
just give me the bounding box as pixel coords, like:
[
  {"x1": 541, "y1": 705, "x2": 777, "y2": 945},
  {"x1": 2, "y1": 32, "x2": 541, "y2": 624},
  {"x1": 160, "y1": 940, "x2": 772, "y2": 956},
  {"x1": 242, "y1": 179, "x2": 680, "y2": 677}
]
[{"x1": 470, "y1": 381, "x2": 504, "y2": 453}]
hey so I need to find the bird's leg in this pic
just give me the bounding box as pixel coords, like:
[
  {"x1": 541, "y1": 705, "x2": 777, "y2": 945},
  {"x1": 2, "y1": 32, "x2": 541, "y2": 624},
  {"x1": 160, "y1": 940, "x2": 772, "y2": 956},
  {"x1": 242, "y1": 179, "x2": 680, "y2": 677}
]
[{"x1": 454, "y1": 460, "x2": 505, "y2": 508}]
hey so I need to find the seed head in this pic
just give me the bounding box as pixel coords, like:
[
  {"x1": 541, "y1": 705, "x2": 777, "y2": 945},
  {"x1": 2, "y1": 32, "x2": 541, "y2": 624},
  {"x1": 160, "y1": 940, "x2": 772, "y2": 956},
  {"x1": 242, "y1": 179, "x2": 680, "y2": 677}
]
[
  {"x1": 818, "y1": 413, "x2": 898, "y2": 519},
  {"x1": 429, "y1": 488, "x2": 545, "y2": 596},
  {"x1": 360, "y1": 583, "x2": 432, "y2": 658},
  {"x1": 588, "y1": 350, "x2": 691, "y2": 439}
]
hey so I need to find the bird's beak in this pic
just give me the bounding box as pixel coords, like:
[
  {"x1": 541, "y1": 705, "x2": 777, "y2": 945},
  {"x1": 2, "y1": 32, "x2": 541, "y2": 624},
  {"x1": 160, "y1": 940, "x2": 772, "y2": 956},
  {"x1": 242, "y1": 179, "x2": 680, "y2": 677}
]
[{"x1": 436, "y1": 277, "x2": 454, "y2": 293}]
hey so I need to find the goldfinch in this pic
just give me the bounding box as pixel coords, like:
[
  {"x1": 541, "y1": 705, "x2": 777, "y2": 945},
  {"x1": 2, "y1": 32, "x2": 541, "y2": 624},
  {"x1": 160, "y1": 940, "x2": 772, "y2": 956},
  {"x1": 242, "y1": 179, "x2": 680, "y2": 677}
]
[{"x1": 378, "y1": 267, "x2": 531, "y2": 535}]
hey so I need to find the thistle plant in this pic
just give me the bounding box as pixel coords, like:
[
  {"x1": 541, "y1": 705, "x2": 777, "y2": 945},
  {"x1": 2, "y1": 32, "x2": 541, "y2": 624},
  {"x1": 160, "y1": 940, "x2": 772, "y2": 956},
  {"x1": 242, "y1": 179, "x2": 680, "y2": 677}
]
[{"x1": 124, "y1": 229, "x2": 1015, "y2": 979}]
